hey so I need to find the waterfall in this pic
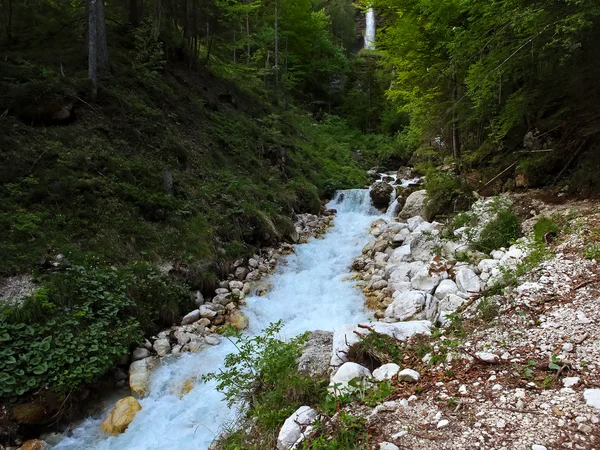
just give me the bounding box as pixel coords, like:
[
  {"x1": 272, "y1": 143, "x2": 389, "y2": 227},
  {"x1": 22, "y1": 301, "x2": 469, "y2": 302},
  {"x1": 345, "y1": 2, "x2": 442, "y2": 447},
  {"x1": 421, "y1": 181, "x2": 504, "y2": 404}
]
[
  {"x1": 55, "y1": 190, "x2": 380, "y2": 450},
  {"x1": 365, "y1": 8, "x2": 376, "y2": 50}
]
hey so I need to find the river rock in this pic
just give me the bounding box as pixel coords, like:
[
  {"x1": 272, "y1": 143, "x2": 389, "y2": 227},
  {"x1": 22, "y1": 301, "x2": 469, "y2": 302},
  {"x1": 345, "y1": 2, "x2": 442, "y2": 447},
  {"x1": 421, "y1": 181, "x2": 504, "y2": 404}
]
[
  {"x1": 329, "y1": 362, "x2": 371, "y2": 395},
  {"x1": 399, "y1": 190, "x2": 426, "y2": 219},
  {"x1": 132, "y1": 347, "x2": 150, "y2": 361},
  {"x1": 455, "y1": 268, "x2": 481, "y2": 295},
  {"x1": 373, "y1": 363, "x2": 400, "y2": 381},
  {"x1": 181, "y1": 309, "x2": 201, "y2": 325},
  {"x1": 129, "y1": 358, "x2": 151, "y2": 397},
  {"x1": 276, "y1": 406, "x2": 318, "y2": 450},
  {"x1": 199, "y1": 305, "x2": 218, "y2": 319},
  {"x1": 229, "y1": 309, "x2": 249, "y2": 330},
  {"x1": 370, "y1": 182, "x2": 393, "y2": 208},
  {"x1": 229, "y1": 280, "x2": 244, "y2": 291},
  {"x1": 153, "y1": 339, "x2": 171, "y2": 357},
  {"x1": 298, "y1": 330, "x2": 333, "y2": 379},
  {"x1": 385, "y1": 291, "x2": 427, "y2": 321},
  {"x1": 390, "y1": 244, "x2": 412, "y2": 263},
  {"x1": 235, "y1": 266, "x2": 248, "y2": 281},
  {"x1": 100, "y1": 396, "x2": 142, "y2": 435}
]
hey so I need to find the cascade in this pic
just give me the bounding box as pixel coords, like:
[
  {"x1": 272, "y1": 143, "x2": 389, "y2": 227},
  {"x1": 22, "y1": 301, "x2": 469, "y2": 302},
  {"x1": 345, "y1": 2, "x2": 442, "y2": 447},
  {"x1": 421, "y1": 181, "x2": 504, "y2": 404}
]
[
  {"x1": 56, "y1": 188, "x2": 383, "y2": 450},
  {"x1": 365, "y1": 8, "x2": 376, "y2": 50}
]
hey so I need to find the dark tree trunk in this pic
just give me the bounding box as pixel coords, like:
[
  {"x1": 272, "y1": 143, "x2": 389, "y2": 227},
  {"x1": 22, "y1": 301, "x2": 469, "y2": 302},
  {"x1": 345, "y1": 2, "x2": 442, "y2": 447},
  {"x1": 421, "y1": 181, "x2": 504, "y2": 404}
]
[
  {"x1": 129, "y1": 0, "x2": 140, "y2": 26},
  {"x1": 97, "y1": 0, "x2": 108, "y2": 70},
  {"x1": 88, "y1": 0, "x2": 98, "y2": 99}
]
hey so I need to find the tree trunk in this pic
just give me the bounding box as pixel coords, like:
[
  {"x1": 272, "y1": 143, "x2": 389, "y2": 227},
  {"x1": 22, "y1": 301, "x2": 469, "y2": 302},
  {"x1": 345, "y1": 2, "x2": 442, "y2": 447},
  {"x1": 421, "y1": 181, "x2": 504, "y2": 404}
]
[
  {"x1": 452, "y1": 62, "x2": 461, "y2": 160},
  {"x1": 96, "y1": 0, "x2": 108, "y2": 71},
  {"x1": 246, "y1": 11, "x2": 250, "y2": 64},
  {"x1": 273, "y1": 0, "x2": 279, "y2": 104},
  {"x1": 152, "y1": 0, "x2": 161, "y2": 40},
  {"x1": 88, "y1": 0, "x2": 98, "y2": 100},
  {"x1": 128, "y1": 0, "x2": 140, "y2": 27}
]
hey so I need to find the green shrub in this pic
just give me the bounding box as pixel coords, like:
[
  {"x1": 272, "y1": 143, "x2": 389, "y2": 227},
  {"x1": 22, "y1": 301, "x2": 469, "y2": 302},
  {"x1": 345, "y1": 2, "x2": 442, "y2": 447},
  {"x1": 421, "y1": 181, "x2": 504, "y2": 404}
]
[
  {"x1": 203, "y1": 321, "x2": 325, "y2": 433},
  {"x1": 0, "y1": 262, "x2": 191, "y2": 400},
  {"x1": 474, "y1": 209, "x2": 520, "y2": 253},
  {"x1": 424, "y1": 169, "x2": 473, "y2": 220}
]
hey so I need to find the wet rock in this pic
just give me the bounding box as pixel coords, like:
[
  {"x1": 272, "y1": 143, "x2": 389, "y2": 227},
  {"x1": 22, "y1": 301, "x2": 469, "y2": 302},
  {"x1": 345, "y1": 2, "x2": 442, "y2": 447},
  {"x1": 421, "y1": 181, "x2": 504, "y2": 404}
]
[
  {"x1": 129, "y1": 358, "x2": 152, "y2": 397},
  {"x1": 100, "y1": 397, "x2": 142, "y2": 435},
  {"x1": 370, "y1": 182, "x2": 394, "y2": 208},
  {"x1": 297, "y1": 331, "x2": 333, "y2": 379},
  {"x1": 229, "y1": 309, "x2": 249, "y2": 330},
  {"x1": 277, "y1": 406, "x2": 318, "y2": 450},
  {"x1": 21, "y1": 440, "x2": 49, "y2": 450}
]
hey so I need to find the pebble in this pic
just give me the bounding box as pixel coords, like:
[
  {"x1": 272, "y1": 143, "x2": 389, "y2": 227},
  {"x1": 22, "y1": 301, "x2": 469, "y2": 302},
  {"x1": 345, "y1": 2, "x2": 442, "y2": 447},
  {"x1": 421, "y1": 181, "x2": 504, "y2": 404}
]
[
  {"x1": 437, "y1": 419, "x2": 449, "y2": 429},
  {"x1": 577, "y1": 423, "x2": 592, "y2": 433},
  {"x1": 532, "y1": 445, "x2": 547, "y2": 450}
]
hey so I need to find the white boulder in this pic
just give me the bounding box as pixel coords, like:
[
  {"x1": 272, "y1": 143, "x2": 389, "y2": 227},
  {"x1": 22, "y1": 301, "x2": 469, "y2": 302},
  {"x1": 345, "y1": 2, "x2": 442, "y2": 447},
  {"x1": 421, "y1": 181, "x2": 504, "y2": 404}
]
[
  {"x1": 385, "y1": 291, "x2": 427, "y2": 321},
  {"x1": 434, "y1": 279, "x2": 458, "y2": 300},
  {"x1": 397, "y1": 368, "x2": 420, "y2": 382},
  {"x1": 455, "y1": 268, "x2": 481, "y2": 295},
  {"x1": 276, "y1": 405, "x2": 318, "y2": 450},
  {"x1": 329, "y1": 362, "x2": 371, "y2": 395},
  {"x1": 372, "y1": 363, "x2": 400, "y2": 381}
]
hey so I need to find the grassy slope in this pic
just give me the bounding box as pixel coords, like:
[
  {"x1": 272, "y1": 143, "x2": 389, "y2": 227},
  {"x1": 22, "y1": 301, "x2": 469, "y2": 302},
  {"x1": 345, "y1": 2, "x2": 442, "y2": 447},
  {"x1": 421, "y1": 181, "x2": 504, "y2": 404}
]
[{"x1": 0, "y1": 26, "x2": 371, "y2": 290}]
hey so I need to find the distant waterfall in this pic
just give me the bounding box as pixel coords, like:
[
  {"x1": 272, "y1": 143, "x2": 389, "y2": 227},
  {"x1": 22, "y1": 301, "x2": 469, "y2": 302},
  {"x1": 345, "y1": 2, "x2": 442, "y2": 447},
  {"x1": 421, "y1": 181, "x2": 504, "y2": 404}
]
[{"x1": 365, "y1": 8, "x2": 376, "y2": 50}]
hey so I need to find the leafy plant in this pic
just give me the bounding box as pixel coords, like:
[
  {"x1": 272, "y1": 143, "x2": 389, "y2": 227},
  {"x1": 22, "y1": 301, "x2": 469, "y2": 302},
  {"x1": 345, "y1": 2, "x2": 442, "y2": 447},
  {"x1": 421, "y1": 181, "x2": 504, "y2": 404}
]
[
  {"x1": 474, "y1": 208, "x2": 520, "y2": 253},
  {"x1": 203, "y1": 321, "x2": 325, "y2": 433}
]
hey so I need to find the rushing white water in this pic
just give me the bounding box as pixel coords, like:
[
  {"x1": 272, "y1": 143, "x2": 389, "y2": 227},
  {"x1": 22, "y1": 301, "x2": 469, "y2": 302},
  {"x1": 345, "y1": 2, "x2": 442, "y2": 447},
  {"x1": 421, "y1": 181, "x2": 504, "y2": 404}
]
[
  {"x1": 365, "y1": 7, "x2": 376, "y2": 50},
  {"x1": 56, "y1": 189, "x2": 380, "y2": 450}
]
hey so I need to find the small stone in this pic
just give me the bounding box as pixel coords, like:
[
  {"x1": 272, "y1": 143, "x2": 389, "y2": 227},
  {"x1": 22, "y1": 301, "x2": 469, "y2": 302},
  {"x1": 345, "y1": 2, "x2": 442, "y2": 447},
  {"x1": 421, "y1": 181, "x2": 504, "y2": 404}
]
[
  {"x1": 476, "y1": 352, "x2": 499, "y2": 363},
  {"x1": 181, "y1": 309, "x2": 201, "y2": 325},
  {"x1": 379, "y1": 443, "x2": 399, "y2": 450},
  {"x1": 397, "y1": 368, "x2": 420, "y2": 383},
  {"x1": 577, "y1": 423, "x2": 592, "y2": 433},
  {"x1": 205, "y1": 335, "x2": 221, "y2": 346},
  {"x1": 458, "y1": 385, "x2": 467, "y2": 395},
  {"x1": 532, "y1": 445, "x2": 547, "y2": 450},
  {"x1": 496, "y1": 419, "x2": 506, "y2": 428},
  {"x1": 437, "y1": 419, "x2": 449, "y2": 429},
  {"x1": 562, "y1": 343, "x2": 574, "y2": 352},
  {"x1": 563, "y1": 377, "x2": 580, "y2": 388}
]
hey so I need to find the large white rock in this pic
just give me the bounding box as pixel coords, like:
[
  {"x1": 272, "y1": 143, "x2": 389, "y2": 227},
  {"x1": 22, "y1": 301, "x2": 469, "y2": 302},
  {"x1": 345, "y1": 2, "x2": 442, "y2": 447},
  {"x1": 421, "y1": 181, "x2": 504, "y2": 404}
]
[
  {"x1": 392, "y1": 228, "x2": 410, "y2": 244},
  {"x1": 385, "y1": 291, "x2": 427, "y2": 321},
  {"x1": 389, "y1": 264, "x2": 413, "y2": 283},
  {"x1": 434, "y1": 279, "x2": 459, "y2": 300},
  {"x1": 409, "y1": 234, "x2": 441, "y2": 262},
  {"x1": 276, "y1": 405, "x2": 318, "y2": 450},
  {"x1": 410, "y1": 265, "x2": 444, "y2": 293},
  {"x1": 438, "y1": 294, "x2": 467, "y2": 324},
  {"x1": 373, "y1": 363, "x2": 401, "y2": 381},
  {"x1": 329, "y1": 362, "x2": 371, "y2": 395},
  {"x1": 455, "y1": 268, "x2": 482, "y2": 295},
  {"x1": 379, "y1": 443, "x2": 400, "y2": 450}
]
